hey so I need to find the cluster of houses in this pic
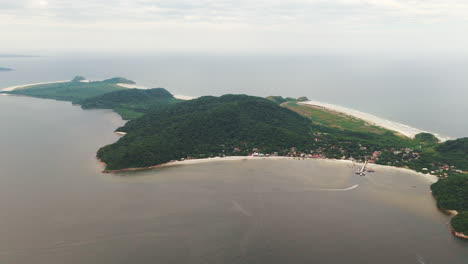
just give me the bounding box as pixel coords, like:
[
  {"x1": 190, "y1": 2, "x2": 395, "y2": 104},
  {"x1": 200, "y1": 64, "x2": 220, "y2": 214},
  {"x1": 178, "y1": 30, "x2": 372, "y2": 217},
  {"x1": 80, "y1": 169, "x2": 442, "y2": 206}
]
[
  {"x1": 179, "y1": 141, "x2": 466, "y2": 179},
  {"x1": 422, "y1": 165, "x2": 464, "y2": 178}
]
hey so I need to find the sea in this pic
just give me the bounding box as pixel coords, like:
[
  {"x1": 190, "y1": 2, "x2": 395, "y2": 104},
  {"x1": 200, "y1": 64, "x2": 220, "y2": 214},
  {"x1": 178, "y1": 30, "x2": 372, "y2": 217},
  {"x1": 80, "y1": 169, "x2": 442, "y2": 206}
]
[
  {"x1": 0, "y1": 54, "x2": 467, "y2": 263},
  {"x1": 0, "y1": 53, "x2": 467, "y2": 139}
]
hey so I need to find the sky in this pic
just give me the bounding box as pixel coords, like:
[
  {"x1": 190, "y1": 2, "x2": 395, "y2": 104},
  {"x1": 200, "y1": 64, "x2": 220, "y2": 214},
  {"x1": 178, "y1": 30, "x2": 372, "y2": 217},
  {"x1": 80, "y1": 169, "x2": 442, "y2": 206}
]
[{"x1": 2, "y1": 0, "x2": 468, "y2": 54}]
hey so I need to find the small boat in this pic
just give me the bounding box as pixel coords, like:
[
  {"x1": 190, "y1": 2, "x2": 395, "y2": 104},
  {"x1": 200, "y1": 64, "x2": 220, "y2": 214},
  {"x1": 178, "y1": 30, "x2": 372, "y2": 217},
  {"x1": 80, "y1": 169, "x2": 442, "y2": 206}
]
[{"x1": 367, "y1": 169, "x2": 376, "y2": 173}]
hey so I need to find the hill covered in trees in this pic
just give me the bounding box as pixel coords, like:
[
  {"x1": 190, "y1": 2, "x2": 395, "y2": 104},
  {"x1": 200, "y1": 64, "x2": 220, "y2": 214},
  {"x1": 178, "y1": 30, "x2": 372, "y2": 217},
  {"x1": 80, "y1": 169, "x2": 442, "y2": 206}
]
[
  {"x1": 436, "y1": 138, "x2": 468, "y2": 171},
  {"x1": 97, "y1": 95, "x2": 313, "y2": 170},
  {"x1": 266, "y1": 95, "x2": 309, "y2": 104},
  {"x1": 79, "y1": 88, "x2": 180, "y2": 119}
]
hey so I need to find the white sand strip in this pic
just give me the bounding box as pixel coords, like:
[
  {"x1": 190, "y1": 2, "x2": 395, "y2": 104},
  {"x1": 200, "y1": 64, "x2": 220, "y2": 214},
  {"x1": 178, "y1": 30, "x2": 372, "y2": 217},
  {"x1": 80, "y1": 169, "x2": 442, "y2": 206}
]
[
  {"x1": 158, "y1": 156, "x2": 439, "y2": 183},
  {"x1": 174, "y1": 94, "x2": 195, "y2": 100},
  {"x1": 116, "y1": 83, "x2": 147, "y2": 89},
  {"x1": 299, "y1": 101, "x2": 450, "y2": 141},
  {"x1": 115, "y1": 84, "x2": 195, "y2": 101},
  {"x1": 1, "y1": 80, "x2": 70, "y2": 92}
]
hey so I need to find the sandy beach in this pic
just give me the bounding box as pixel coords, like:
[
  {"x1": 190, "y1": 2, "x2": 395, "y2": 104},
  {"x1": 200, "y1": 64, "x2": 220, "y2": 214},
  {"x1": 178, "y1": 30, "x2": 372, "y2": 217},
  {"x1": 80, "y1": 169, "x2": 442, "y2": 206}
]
[
  {"x1": 103, "y1": 155, "x2": 439, "y2": 184},
  {"x1": 0, "y1": 80, "x2": 71, "y2": 92},
  {"x1": 116, "y1": 83, "x2": 147, "y2": 89},
  {"x1": 299, "y1": 101, "x2": 450, "y2": 141},
  {"x1": 174, "y1": 94, "x2": 196, "y2": 100}
]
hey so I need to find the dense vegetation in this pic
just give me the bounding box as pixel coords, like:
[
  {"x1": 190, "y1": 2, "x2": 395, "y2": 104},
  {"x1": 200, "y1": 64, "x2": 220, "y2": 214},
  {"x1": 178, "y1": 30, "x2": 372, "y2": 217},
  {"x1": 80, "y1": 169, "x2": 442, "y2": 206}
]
[
  {"x1": 266, "y1": 95, "x2": 309, "y2": 104},
  {"x1": 97, "y1": 93, "x2": 429, "y2": 171},
  {"x1": 429, "y1": 141, "x2": 468, "y2": 235},
  {"x1": 451, "y1": 212, "x2": 468, "y2": 235},
  {"x1": 0, "y1": 67, "x2": 12, "y2": 71},
  {"x1": 5, "y1": 76, "x2": 129, "y2": 102},
  {"x1": 432, "y1": 174, "x2": 468, "y2": 235},
  {"x1": 3, "y1": 76, "x2": 178, "y2": 120},
  {"x1": 98, "y1": 95, "x2": 313, "y2": 170},
  {"x1": 101, "y1": 77, "x2": 135, "y2": 84},
  {"x1": 432, "y1": 174, "x2": 468, "y2": 212},
  {"x1": 437, "y1": 138, "x2": 468, "y2": 171},
  {"x1": 79, "y1": 88, "x2": 180, "y2": 119}
]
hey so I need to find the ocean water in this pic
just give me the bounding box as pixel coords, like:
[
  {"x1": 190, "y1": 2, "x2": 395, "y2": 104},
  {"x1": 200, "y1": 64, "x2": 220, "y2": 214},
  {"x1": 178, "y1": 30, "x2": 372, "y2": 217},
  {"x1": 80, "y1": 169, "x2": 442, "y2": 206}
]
[
  {"x1": 0, "y1": 53, "x2": 467, "y2": 139},
  {"x1": 0, "y1": 95, "x2": 466, "y2": 263}
]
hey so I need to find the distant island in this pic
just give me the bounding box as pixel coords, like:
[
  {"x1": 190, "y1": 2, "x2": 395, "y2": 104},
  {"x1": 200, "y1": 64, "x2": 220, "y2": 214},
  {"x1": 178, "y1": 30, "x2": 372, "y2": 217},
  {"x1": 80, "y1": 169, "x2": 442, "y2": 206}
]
[
  {"x1": 2, "y1": 76, "x2": 134, "y2": 103},
  {"x1": 2, "y1": 76, "x2": 467, "y2": 238},
  {"x1": 0, "y1": 67, "x2": 13, "y2": 71},
  {"x1": 0, "y1": 54, "x2": 37, "y2": 58}
]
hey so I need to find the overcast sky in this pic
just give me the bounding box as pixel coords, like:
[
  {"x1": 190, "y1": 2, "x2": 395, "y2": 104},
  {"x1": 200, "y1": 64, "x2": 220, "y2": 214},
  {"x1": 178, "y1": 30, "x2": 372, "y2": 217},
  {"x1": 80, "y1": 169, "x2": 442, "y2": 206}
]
[{"x1": 2, "y1": 0, "x2": 468, "y2": 54}]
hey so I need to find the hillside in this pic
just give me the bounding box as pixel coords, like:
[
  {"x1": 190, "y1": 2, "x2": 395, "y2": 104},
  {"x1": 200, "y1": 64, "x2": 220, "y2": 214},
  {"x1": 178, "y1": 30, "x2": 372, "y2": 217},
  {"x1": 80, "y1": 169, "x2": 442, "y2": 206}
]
[
  {"x1": 436, "y1": 138, "x2": 468, "y2": 171},
  {"x1": 97, "y1": 95, "x2": 313, "y2": 170},
  {"x1": 266, "y1": 95, "x2": 309, "y2": 104},
  {"x1": 282, "y1": 101, "x2": 392, "y2": 135},
  {"x1": 79, "y1": 88, "x2": 180, "y2": 119},
  {"x1": 5, "y1": 76, "x2": 130, "y2": 102},
  {"x1": 101, "y1": 77, "x2": 136, "y2": 84}
]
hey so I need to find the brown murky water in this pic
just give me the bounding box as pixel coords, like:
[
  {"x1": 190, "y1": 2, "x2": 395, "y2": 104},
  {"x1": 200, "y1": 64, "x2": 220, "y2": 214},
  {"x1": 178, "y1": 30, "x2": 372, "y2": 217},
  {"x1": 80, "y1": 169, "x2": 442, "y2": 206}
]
[{"x1": 0, "y1": 95, "x2": 466, "y2": 263}]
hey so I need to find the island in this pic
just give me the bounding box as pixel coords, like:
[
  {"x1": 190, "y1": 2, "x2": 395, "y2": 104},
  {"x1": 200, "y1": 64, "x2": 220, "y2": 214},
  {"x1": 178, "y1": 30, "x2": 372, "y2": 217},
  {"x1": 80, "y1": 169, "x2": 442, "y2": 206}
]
[
  {"x1": 3, "y1": 76, "x2": 135, "y2": 103},
  {"x1": 0, "y1": 67, "x2": 13, "y2": 71},
  {"x1": 3, "y1": 77, "x2": 467, "y2": 239}
]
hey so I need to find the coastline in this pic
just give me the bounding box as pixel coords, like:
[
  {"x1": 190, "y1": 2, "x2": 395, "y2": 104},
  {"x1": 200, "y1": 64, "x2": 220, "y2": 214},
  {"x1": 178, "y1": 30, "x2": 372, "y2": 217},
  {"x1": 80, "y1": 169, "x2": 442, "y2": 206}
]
[
  {"x1": 0, "y1": 80, "x2": 71, "y2": 92},
  {"x1": 453, "y1": 231, "x2": 468, "y2": 240},
  {"x1": 100, "y1": 155, "x2": 438, "y2": 183},
  {"x1": 446, "y1": 210, "x2": 468, "y2": 240},
  {"x1": 101, "y1": 154, "x2": 465, "y2": 237},
  {"x1": 299, "y1": 101, "x2": 450, "y2": 141},
  {"x1": 116, "y1": 83, "x2": 146, "y2": 89},
  {"x1": 101, "y1": 156, "x2": 294, "y2": 173}
]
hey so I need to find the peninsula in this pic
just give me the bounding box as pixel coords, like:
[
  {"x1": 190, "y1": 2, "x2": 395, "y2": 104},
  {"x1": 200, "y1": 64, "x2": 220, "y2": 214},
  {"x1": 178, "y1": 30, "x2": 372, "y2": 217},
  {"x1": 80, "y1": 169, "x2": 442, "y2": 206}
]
[{"x1": 2, "y1": 77, "x2": 467, "y2": 238}]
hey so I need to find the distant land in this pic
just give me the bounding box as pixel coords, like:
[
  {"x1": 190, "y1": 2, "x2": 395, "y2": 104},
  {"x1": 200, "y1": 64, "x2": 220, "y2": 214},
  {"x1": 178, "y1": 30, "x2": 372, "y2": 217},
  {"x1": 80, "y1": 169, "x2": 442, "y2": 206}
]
[
  {"x1": 3, "y1": 76, "x2": 134, "y2": 103},
  {"x1": 0, "y1": 67, "x2": 13, "y2": 71},
  {"x1": 2, "y1": 76, "x2": 467, "y2": 238},
  {"x1": 0, "y1": 54, "x2": 38, "y2": 58}
]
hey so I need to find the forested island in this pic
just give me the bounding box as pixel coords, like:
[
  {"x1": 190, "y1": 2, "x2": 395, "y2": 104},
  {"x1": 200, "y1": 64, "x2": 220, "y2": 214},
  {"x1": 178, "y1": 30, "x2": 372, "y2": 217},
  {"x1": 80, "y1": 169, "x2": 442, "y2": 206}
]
[
  {"x1": 3, "y1": 76, "x2": 134, "y2": 103},
  {"x1": 3, "y1": 77, "x2": 467, "y2": 238}
]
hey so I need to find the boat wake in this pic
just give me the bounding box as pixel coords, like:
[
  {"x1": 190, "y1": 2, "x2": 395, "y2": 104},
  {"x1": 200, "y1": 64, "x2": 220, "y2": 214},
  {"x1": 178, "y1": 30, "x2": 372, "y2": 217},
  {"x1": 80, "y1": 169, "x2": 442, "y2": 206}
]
[{"x1": 312, "y1": 184, "x2": 359, "y2": 192}]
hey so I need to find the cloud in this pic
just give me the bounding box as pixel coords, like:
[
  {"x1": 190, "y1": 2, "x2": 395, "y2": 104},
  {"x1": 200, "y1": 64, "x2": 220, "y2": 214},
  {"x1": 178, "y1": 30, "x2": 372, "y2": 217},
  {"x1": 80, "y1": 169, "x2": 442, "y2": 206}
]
[{"x1": 1, "y1": 0, "x2": 468, "y2": 53}]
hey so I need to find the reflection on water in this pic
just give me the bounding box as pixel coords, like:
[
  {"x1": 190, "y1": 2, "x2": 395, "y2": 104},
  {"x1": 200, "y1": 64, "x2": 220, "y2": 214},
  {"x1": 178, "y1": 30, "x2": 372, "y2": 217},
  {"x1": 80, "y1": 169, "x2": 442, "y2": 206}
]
[{"x1": 0, "y1": 95, "x2": 466, "y2": 264}]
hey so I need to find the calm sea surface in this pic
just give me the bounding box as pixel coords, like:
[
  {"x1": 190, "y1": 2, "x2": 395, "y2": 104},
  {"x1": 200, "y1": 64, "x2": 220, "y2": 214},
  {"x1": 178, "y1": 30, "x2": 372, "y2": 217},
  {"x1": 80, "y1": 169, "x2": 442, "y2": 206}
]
[
  {"x1": 0, "y1": 95, "x2": 466, "y2": 263},
  {"x1": 0, "y1": 54, "x2": 467, "y2": 138}
]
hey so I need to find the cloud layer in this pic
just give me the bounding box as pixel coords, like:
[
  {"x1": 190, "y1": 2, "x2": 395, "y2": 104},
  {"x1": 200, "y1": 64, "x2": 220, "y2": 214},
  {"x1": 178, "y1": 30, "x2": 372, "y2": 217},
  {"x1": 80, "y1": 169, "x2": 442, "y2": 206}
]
[{"x1": 2, "y1": 0, "x2": 468, "y2": 53}]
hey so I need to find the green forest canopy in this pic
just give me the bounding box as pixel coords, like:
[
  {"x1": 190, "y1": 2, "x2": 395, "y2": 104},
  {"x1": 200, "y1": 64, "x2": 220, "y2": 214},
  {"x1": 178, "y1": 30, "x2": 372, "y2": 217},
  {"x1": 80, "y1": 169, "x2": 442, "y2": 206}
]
[
  {"x1": 98, "y1": 94, "x2": 313, "y2": 170},
  {"x1": 6, "y1": 76, "x2": 130, "y2": 102},
  {"x1": 78, "y1": 88, "x2": 180, "y2": 119}
]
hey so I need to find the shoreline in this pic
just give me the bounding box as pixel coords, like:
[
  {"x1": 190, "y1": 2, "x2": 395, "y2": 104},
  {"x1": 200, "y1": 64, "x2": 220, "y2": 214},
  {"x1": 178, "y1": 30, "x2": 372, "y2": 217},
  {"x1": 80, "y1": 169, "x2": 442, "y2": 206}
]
[
  {"x1": 101, "y1": 154, "x2": 466, "y2": 237},
  {"x1": 116, "y1": 83, "x2": 146, "y2": 89},
  {"x1": 446, "y1": 210, "x2": 468, "y2": 240},
  {"x1": 299, "y1": 101, "x2": 450, "y2": 141},
  {"x1": 0, "y1": 80, "x2": 71, "y2": 92},
  {"x1": 452, "y1": 231, "x2": 468, "y2": 240},
  {"x1": 100, "y1": 155, "x2": 438, "y2": 183}
]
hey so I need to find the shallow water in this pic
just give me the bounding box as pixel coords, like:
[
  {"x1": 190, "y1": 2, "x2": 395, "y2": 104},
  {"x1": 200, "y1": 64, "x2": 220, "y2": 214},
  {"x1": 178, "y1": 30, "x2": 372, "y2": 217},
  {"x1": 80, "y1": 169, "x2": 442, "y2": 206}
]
[{"x1": 0, "y1": 95, "x2": 466, "y2": 263}]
